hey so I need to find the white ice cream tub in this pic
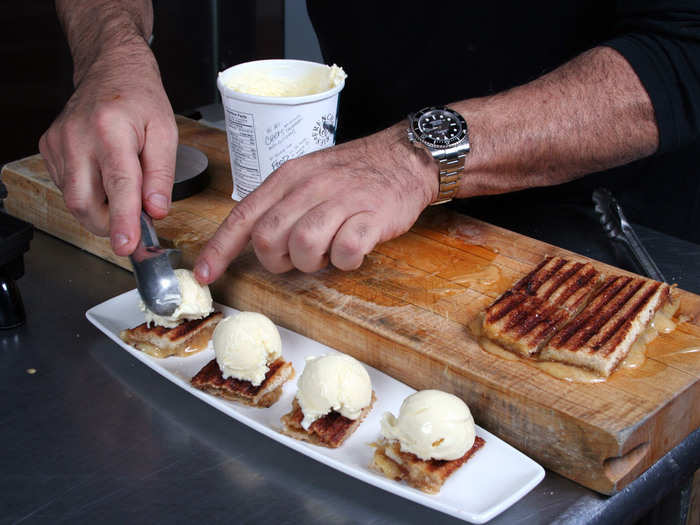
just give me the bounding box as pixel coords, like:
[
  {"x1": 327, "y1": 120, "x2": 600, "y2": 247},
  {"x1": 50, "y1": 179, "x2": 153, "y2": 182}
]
[{"x1": 217, "y1": 59, "x2": 346, "y2": 201}]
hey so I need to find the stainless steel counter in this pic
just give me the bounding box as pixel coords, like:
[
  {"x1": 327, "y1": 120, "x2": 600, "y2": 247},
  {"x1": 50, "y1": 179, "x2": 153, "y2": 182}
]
[{"x1": 2, "y1": 207, "x2": 699, "y2": 523}]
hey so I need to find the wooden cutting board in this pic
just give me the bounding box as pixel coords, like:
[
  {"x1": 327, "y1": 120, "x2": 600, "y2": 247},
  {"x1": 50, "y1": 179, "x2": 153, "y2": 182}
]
[{"x1": 3, "y1": 116, "x2": 699, "y2": 494}]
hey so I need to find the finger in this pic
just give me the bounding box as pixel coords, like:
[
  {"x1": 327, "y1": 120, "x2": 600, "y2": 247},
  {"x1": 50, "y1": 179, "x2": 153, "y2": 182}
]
[
  {"x1": 194, "y1": 164, "x2": 299, "y2": 284},
  {"x1": 39, "y1": 130, "x2": 63, "y2": 190},
  {"x1": 63, "y1": 153, "x2": 110, "y2": 237},
  {"x1": 251, "y1": 179, "x2": 331, "y2": 272},
  {"x1": 330, "y1": 211, "x2": 383, "y2": 271},
  {"x1": 287, "y1": 200, "x2": 352, "y2": 273},
  {"x1": 141, "y1": 119, "x2": 178, "y2": 219},
  {"x1": 98, "y1": 136, "x2": 143, "y2": 256}
]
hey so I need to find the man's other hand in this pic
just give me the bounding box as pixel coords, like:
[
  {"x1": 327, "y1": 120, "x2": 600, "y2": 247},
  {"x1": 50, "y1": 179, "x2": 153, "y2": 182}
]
[{"x1": 194, "y1": 124, "x2": 439, "y2": 282}]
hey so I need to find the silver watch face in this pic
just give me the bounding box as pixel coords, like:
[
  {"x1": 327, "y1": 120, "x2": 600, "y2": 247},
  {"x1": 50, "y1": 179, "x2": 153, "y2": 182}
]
[{"x1": 410, "y1": 106, "x2": 467, "y2": 149}]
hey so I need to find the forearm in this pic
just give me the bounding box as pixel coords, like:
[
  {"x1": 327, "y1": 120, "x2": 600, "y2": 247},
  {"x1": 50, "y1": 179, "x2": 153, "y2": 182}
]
[
  {"x1": 450, "y1": 46, "x2": 659, "y2": 198},
  {"x1": 56, "y1": 0, "x2": 154, "y2": 86}
]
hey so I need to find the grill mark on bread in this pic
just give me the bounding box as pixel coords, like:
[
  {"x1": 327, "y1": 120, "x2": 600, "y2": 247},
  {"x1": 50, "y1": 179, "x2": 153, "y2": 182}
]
[
  {"x1": 549, "y1": 276, "x2": 632, "y2": 348},
  {"x1": 482, "y1": 257, "x2": 603, "y2": 356},
  {"x1": 499, "y1": 257, "x2": 601, "y2": 312},
  {"x1": 542, "y1": 278, "x2": 670, "y2": 375},
  {"x1": 285, "y1": 399, "x2": 353, "y2": 446},
  {"x1": 531, "y1": 260, "x2": 579, "y2": 300},
  {"x1": 281, "y1": 396, "x2": 376, "y2": 448},
  {"x1": 190, "y1": 357, "x2": 294, "y2": 407},
  {"x1": 482, "y1": 255, "x2": 674, "y2": 376},
  {"x1": 547, "y1": 263, "x2": 600, "y2": 312},
  {"x1": 511, "y1": 302, "x2": 560, "y2": 338},
  {"x1": 593, "y1": 282, "x2": 663, "y2": 358},
  {"x1": 485, "y1": 291, "x2": 527, "y2": 323},
  {"x1": 120, "y1": 311, "x2": 222, "y2": 358},
  {"x1": 548, "y1": 277, "x2": 650, "y2": 353},
  {"x1": 513, "y1": 257, "x2": 565, "y2": 296},
  {"x1": 192, "y1": 358, "x2": 285, "y2": 395},
  {"x1": 504, "y1": 296, "x2": 544, "y2": 332},
  {"x1": 593, "y1": 282, "x2": 660, "y2": 354}
]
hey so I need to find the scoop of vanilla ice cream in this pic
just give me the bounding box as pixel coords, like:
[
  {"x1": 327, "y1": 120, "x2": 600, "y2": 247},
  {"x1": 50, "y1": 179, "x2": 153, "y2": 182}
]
[
  {"x1": 296, "y1": 354, "x2": 372, "y2": 430},
  {"x1": 380, "y1": 390, "x2": 475, "y2": 461},
  {"x1": 213, "y1": 312, "x2": 282, "y2": 386},
  {"x1": 140, "y1": 269, "x2": 214, "y2": 328},
  {"x1": 224, "y1": 63, "x2": 346, "y2": 97}
]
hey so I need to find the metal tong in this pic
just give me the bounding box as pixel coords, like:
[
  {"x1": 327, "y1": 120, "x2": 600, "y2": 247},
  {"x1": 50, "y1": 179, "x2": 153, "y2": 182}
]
[
  {"x1": 592, "y1": 187, "x2": 666, "y2": 282},
  {"x1": 129, "y1": 211, "x2": 182, "y2": 316}
]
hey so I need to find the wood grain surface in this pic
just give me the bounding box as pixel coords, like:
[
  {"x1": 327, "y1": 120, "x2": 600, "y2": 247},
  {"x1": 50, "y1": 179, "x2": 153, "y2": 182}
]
[{"x1": 3, "y1": 116, "x2": 699, "y2": 494}]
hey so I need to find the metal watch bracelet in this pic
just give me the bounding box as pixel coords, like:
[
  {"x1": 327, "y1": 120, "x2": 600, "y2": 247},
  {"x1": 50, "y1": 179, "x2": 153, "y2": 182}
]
[{"x1": 431, "y1": 148, "x2": 467, "y2": 205}]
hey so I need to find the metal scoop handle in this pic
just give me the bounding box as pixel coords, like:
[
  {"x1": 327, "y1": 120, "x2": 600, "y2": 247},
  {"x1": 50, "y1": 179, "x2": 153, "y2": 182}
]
[{"x1": 129, "y1": 211, "x2": 181, "y2": 316}]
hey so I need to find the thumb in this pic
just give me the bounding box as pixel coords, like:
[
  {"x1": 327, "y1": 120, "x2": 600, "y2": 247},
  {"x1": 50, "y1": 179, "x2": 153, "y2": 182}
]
[{"x1": 141, "y1": 119, "x2": 178, "y2": 219}]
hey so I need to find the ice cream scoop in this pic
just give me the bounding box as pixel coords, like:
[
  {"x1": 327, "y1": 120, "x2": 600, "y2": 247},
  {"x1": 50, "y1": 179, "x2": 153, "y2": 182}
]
[
  {"x1": 296, "y1": 354, "x2": 372, "y2": 430},
  {"x1": 130, "y1": 211, "x2": 181, "y2": 317},
  {"x1": 140, "y1": 268, "x2": 213, "y2": 328},
  {"x1": 381, "y1": 390, "x2": 475, "y2": 461},
  {"x1": 213, "y1": 312, "x2": 282, "y2": 386}
]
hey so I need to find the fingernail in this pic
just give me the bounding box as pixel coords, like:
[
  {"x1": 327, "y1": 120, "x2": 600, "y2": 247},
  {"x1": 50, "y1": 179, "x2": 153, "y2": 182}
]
[
  {"x1": 113, "y1": 233, "x2": 130, "y2": 248},
  {"x1": 148, "y1": 192, "x2": 169, "y2": 210},
  {"x1": 195, "y1": 261, "x2": 210, "y2": 281}
]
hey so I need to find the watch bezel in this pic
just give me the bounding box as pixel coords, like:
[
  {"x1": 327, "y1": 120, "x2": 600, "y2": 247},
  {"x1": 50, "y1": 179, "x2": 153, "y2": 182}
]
[{"x1": 409, "y1": 106, "x2": 468, "y2": 150}]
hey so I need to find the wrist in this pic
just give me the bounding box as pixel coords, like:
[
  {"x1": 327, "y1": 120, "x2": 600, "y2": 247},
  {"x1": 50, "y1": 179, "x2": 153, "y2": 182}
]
[
  {"x1": 66, "y1": 13, "x2": 153, "y2": 86},
  {"x1": 385, "y1": 121, "x2": 440, "y2": 208},
  {"x1": 76, "y1": 38, "x2": 158, "y2": 89}
]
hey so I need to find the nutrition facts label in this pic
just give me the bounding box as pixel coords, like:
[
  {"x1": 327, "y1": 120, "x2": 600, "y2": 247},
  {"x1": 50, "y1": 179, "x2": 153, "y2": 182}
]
[{"x1": 224, "y1": 108, "x2": 261, "y2": 199}]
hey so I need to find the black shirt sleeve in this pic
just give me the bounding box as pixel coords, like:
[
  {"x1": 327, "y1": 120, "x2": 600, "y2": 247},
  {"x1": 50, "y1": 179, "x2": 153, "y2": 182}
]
[{"x1": 603, "y1": 0, "x2": 700, "y2": 154}]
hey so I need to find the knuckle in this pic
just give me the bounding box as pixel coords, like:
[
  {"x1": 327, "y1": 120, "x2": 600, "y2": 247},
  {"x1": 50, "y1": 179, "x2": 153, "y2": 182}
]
[
  {"x1": 60, "y1": 117, "x2": 82, "y2": 140},
  {"x1": 92, "y1": 106, "x2": 119, "y2": 135},
  {"x1": 298, "y1": 206, "x2": 327, "y2": 231},
  {"x1": 250, "y1": 227, "x2": 276, "y2": 255},
  {"x1": 256, "y1": 212, "x2": 280, "y2": 234},
  {"x1": 297, "y1": 176, "x2": 321, "y2": 195},
  {"x1": 289, "y1": 226, "x2": 319, "y2": 252},
  {"x1": 226, "y1": 201, "x2": 254, "y2": 227}
]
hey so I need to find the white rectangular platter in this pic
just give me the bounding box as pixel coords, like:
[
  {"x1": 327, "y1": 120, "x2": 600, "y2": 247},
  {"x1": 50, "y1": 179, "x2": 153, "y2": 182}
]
[{"x1": 86, "y1": 290, "x2": 544, "y2": 524}]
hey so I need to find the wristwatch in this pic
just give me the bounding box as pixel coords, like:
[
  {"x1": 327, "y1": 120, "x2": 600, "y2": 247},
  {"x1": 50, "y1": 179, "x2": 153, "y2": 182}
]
[{"x1": 407, "y1": 106, "x2": 470, "y2": 205}]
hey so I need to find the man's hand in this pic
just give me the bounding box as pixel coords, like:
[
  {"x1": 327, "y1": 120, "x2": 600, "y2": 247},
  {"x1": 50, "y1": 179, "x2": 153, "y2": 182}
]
[
  {"x1": 40, "y1": 0, "x2": 175, "y2": 256},
  {"x1": 39, "y1": 42, "x2": 177, "y2": 256},
  {"x1": 194, "y1": 124, "x2": 438, "y2": 283}
]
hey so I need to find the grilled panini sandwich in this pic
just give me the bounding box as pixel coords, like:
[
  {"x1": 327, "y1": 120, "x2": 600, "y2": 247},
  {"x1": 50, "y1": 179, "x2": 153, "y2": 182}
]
[
  {"x1": 482, "y1": 257, "x2": 601, "y2": 357},
  {"x1": 120, "y1": 312, "x2": 223, "y2": 358},
  {"x1": 281, "y1": 394, "x2": 376, "y2": 448},
  {"x1": 540, "y1": 276, "x2": 671, "y2": 376},
  {"x1": 370, "y1": 436, "x2": 485, "y2": 494},
  {"x1": 191, "y1": 357, "x2": 295, "y2": 408}
]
